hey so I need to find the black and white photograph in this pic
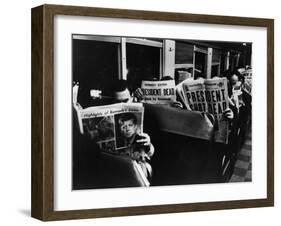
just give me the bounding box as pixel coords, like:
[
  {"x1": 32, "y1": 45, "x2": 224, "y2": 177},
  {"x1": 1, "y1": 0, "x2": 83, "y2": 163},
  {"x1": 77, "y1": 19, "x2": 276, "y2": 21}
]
[
  {"x1": 72, "y1": 34, "x2": 252, "y2": 190},
  {"x1": 114, "y1": 112, "x2": 143, "y2": 149},
  {"x1": 82, "y1": 116, "x2": 115, "y2": 142}
]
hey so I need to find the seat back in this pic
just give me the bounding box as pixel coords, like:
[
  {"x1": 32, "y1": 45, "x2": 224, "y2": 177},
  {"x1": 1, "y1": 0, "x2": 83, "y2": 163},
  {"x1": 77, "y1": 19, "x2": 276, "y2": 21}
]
[
  {"x1": 98, "y1": 152, "x2": 149, "y2": 188},
  {"x1": 143, "y1": 104, "x2": 216, "y2": 185},
  {"x1": 144, "y1": 104, "x2": 214, "y2": 141}
]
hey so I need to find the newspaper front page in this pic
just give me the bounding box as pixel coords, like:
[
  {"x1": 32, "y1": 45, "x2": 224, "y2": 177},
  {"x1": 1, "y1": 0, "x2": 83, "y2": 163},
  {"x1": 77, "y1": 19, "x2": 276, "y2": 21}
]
[
  {"x1": 77, "y1": 103, "x2": 144, "y2": 153},
  {"x1": 182, "y1": 79, "x2": 207, "y2": 112},
  {"x1": 141, "y1": 80, "x2": 177, "y2": 104},
  {"x1": 204, "y1": 78, "x2": 229, "y2": 144},
  {"x1": 178, "y1": 77, "x2": 229, "y2": 143}
]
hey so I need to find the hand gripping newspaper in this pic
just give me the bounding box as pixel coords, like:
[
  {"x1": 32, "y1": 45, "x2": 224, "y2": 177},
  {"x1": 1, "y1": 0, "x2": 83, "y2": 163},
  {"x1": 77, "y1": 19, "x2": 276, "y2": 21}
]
[{"x1": 176, "y1": 77, "x2": 229, "y2": 144}]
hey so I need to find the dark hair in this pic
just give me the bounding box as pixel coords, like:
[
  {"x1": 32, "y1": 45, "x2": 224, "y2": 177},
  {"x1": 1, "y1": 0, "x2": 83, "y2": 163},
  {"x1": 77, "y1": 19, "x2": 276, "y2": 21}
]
[
  {"x1": 118, "y1": 113, "x2": 137, "y2": 125},
  {"x1": 161, "y1": 76, "x2": 174, "y2": 81},
  {"x1": 224, "y1": 69, "x2": 245, "y2": 83},
  {"x1": 112, "y1": 79, "x2": 130, "y2": 93}
]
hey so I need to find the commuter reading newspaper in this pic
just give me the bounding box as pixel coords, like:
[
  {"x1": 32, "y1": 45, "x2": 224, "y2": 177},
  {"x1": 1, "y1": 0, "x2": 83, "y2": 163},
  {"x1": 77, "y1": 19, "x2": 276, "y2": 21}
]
[
  {"x1": 177, "y1": 77, "x2": 229, "y2": 143},
  {"x1": 76, "y1": 103, "x2": 144, "y2": 153}
]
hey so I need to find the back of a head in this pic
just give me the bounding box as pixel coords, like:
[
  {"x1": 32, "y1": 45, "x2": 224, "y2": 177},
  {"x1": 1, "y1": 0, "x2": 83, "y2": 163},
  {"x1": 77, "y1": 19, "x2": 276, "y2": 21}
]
[
  {"x1": 161, "y1": 76, "x2": 174, "y2": 81},
  {"x1": 112, "y1": 79, "x2": 129, "y2": 93},
  {"x1": 224, "y1": 69, "x2": 242, "y2": 81},
  {"x1": 112, "y1": 79, "x2": 132, "y2": 103}
]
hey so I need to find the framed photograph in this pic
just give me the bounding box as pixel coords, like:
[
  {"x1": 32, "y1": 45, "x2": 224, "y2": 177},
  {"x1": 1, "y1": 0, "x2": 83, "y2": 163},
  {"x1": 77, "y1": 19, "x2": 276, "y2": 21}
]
[{"x1": 31, "y1": 4, "x2": 274, "y2": 221}]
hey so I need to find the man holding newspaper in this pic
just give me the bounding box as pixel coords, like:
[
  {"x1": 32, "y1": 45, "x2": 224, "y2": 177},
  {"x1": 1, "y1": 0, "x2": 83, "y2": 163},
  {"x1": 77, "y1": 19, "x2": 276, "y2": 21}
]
[{"x1": 75, "y1": 79, "x2": 154, "y2": 182}]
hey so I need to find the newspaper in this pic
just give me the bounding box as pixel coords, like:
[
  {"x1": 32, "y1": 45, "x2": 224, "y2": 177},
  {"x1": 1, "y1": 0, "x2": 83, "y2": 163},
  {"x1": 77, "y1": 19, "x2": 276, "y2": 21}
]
[
  {"x1": 178, "y1": 77, "x2": 229, "y2": 143},
  {"x1": 243, "y1": 76, "x2": 252, "y2": 95},
  {"x1": 181, "y1": 78, "x2": 207, "y2": 112},
  {"x1": 73, "y1": 83, "x2": 79, "y2": 105},
  {"x1": 175, "y1": 80, "x2": 191, "y2": 110},
  {"x1": 141, "y1": 80, "x2": 177, "y2": 104},
  {"x1": 241, "y1": 68, "x2": 252, "y2": 77},
  {"x1": 76, "y1": 103, "x2": 144, "y2": 153},
  {"x1": 177, "y1": 70, "x2": 193, "y2": 83},
  {"x1": 232, "y1": 85, "x2": 244, "y2": 110}
]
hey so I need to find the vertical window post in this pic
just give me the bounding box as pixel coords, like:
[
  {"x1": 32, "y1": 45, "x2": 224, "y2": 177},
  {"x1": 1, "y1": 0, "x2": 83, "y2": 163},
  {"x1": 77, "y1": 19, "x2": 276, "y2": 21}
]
[
  {"x1": 159, "y1": 48, "x2": 163, "y2": 78},
  {"x1": 163, "y1": 40, "x2": 175, "y2": 78},
  {"x1": 120, "y1": 37, "x2": 127, "y2": 80},
  {"x1": 236, "y1": 53, "x2": 240, "y2": 67},
  {"x1": 218, "y1": 54, "x2": 222, "y2": 76},
  {"x1": 192, "y1": 45, "x2": 196, "y2": 78},
  {"x1": 225, "y1": 51, "x2": 230, "y2": 70},
  {"x1": 206, "y1": 47, "x2": 213, "y2": 79}
]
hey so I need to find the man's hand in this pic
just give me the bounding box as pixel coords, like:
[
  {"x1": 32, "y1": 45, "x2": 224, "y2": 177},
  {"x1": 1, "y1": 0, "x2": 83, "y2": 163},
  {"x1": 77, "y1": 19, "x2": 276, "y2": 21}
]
[
  {"x1": 169, "y1": 101, "x2": 183, "y2": 108},
  {"x1": 136, "y1": 133, "x2": 154, "y2": 157},
  {"x1": 136, "y1": 133, "x2": 151, "y2": 147},
  {"x1": 134, "y1": 88, "x2": 144, "y2": 101},
  {"x1": 223, "y1": 107, "x2": 234, "y2": 120}
]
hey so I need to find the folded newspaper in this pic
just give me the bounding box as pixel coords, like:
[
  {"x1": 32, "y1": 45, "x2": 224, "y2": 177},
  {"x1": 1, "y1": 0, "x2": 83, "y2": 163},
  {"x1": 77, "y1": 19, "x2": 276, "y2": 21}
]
[
  {"x1": 141, "y1": 80, "x2": 176, "y2": 104},
  {"x1": 243, "y1": 76, "x2": 252, "y2": 95},
  {"x1": 176, "y1": 77, "x2": 229, "y2": 144},
  {"x1": 75, "y1": 103, "x2": 144, "y2": 153}
]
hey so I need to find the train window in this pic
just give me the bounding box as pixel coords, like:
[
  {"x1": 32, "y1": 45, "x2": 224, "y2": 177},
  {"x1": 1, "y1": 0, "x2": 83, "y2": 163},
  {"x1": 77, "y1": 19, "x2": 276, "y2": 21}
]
[
  {"x1": 126, "y1": 43, "x2": 161, "y2": 91},
  {"x1": 194, "y1": 51, "x2": 207, "y2": 79},
  {"x1": 73, "y1": 38, "x2": 120, "y2": 107},
  {"x1": 175, "y1": 42, "x2": 193, "y2": 64}
]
